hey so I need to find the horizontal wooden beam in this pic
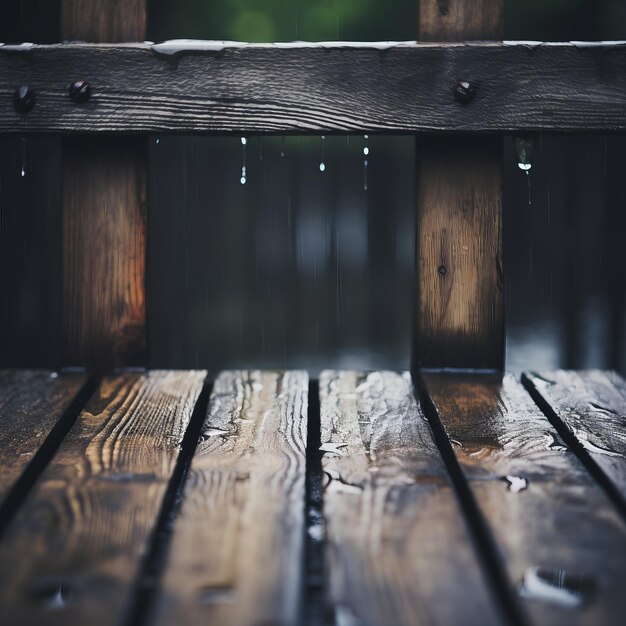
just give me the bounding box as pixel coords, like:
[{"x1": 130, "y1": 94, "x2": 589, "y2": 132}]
[{"x1": 1, "y1": 41, "x2": 626, "y2": 134}]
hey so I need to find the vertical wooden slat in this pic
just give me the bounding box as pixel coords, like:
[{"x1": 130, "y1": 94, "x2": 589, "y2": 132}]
[
  {"x1": 61, "y1": 0, "x2": 147, "y2": 372},
  {"x1": 414, "y1": 0, "x2": 504, "y2": 370}
]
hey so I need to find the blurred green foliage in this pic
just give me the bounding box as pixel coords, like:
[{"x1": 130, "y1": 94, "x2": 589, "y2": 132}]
[{"x1": 149, "y1": 0, "x2": 626, "y2": 42}]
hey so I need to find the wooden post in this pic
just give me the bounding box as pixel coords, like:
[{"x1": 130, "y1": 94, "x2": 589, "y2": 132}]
[
  {"x1": 61, "y1": 0, "x2": 147, "y2": 371},
  {"x1": 414, "y1": 0, "x2": 504, "y2": 370}
]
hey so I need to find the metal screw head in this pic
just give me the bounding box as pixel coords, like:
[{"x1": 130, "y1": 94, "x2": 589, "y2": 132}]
[
  {"x1": 13, "y1": 85, "x2": 36, "y2": 113},
  {"x1": 69, "y1": 80, "x2": 91, "y2": 103},
  {"x1": 438, "y1": 265, "x2": 448, "y2": 276},
  {"x1": 453, "y1": 80, "x2": 476, "y2": 104}
]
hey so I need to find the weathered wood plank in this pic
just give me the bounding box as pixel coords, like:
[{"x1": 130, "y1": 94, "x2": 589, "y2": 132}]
[
  {"x1": 60, "y1": 0, "x2": 147, "y2": 373},
  {"x1": 523, "y1": 370, "x2": 626, "y2": 505},
  {"x1": 320, "y1": 370, "x2": 502, "y2": 626},
  {"x1": 418, "y1": 0, "x2": 503, "y2": 42},
  {"x1": 414, "y1": 135, "x2": 503, "y2": 369},
  {"x1": 0, "y1": 369, "x2": 87, "y2": 504},
  {"x1": 62, "y1": 138, "x2": 147, "y2": 370},
  {"x1": 422, "y1": 372, "x2": 626, "y2": 625},
  {"x1": 414, "y1": 0, "x2": 503, "y2": 370},
  {"x1": 0, "y1": 369, "x2": 206, "y2": 626},
  {"x1": 153, "y1": 370, "x2": 308, "y2": 626},
  {"x1": 1, "y1": 42, "x2": 626, "y2": 134}
]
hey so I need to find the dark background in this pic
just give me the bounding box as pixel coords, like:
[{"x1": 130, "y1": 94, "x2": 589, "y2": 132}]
[{"x1": 1, "y1": 0, "x2": 625, "y2": 374}]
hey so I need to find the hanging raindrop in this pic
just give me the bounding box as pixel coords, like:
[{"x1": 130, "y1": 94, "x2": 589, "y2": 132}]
[
  {"x1": 240, "y1": 136, "x2": 247, "y2": 185},
  {"x1": 514, "y1": 136, "x2": 536, "y2": 205},
  {"x1": 319, "y1": 135, "x2": 326, "y2": 173},
  {"x1": 20, "y1": 137, "x2": 26, "y2": 177},
  {"x1": 363, "y1": 135, "x2": 369, "y2": 191},
  {"x1": 280, "y1": 136, "x2": 286, "y2": 158}
]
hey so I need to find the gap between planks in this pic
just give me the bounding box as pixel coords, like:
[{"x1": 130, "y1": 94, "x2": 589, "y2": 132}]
[{"x1": 420, "y1": 370, "x2": 626, "y2": 626}]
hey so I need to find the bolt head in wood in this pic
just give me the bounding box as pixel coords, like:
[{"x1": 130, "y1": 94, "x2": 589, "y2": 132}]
[
  {"x1": 69, "y1": 80, "x2": 91, "y2": 103},
  {"x1": 13, "y1": 85, "x2": 36, "y2": 113},
  {"x1": 453, "y1": 80, "x2": 476, "y2": 104}
]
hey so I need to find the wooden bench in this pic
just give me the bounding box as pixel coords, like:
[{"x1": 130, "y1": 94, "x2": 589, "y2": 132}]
[{"x1": 1, "y1": 0, "x2": 626, "y2": 624}]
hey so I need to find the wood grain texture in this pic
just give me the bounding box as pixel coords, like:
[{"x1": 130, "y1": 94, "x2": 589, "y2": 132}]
[
  {"x1": 320, "y1": 370, "x2": 501, "y2": 626},
  {"x1": 423, "y1": 372, "x2": 626, "y2": 625},
  {"x1": 414, "y1": 0, "x2": 504, "y2": 369},
  {"x1": 153, "y1": 370, "x2": 308, "y2": 626},
  {"x1": 414, "y1": 136, "x2": 503, "y2": 368},
  {"x1": 0, "y1": 369, "x2": 206, "y2": 626},
  {"x1": 62, "y1": 138, "x2": 147, "y2": 370},
  {"x1": 61, "y1": 0, "x2": 146, "y2": 42},
  {"x1": 523, "y1": 370, "x2": 626, "y2": 503},
  {"x1": 0, "y1": 369, "x2": 87, "y2": 503},
  {"x1": 60, "y1": 3, "x2": 147, "y2": 372},
  {"x1": 418, "y1": 0, "x2": 503, "y2": 41},
  {"x1": 1, "y1": 42, "x2": 626, "y2": 134}
]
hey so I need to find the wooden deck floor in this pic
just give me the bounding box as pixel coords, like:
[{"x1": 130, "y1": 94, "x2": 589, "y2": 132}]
[{"x1": 0, "y1": 368, "x2": 625, "y2": 626}]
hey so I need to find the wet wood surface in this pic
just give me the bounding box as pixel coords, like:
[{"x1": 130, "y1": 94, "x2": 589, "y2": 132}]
[
  {"x1": 0, "y1": 370, "x2": 87, "y2": 504},
  {"x1": 0, "y1": 370, "x2": 206, "y2": 626},
  {"x1": 1, "y1": 42, "x2": 626, "y2": 134},
  {"x1": 414, "y1": 0, "x2": 503, "y2": 370},
  {"x1": 320, "y1": 370, "x2": 501, "y2": 626},
  {"x1": 414, "y1": 136, "x2": 503, "y2": 369},
  {"x1": 153, "y1": 370, "x2": 308, "y2": 626},
  {"x1": 523, "y1": 370, "x2": 626, "y2": 504},
  {"x1": 422, "y1": 371, "x2": 626, "y2": 626},
  {"x1": 60, "y1": 0, "x2": 147, "y2": 373}
]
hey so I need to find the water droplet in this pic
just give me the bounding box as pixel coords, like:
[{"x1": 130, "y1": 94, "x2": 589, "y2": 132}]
[
  {"x1": 197, "y1": 586, "x2": 235, "y2": 605},
  {"x1": 589, "y1": 402, "x2": 618, "y2": 416},
  {"x1": 363, "y1": 135, "x2": 369, "y2": 190},
  {"x1": 519, "y1": 567, "x2": 594, "y2": 608},
  {"x1": 20, "y1": 137, "x2": 26, "y2": 177},
  {"x1": 504, "y1": 475, "x2": 528, "y2": 493},
  {"x1": 546, "y1": 432, "x2": 568, "y2": 452},
  {"x1": 319, "y1": 441, "x2": 348, "y2": 455},
  {"x1": 203, "y1": 427, "x2": 230, "y2": 438},
  {"x1": 308, "y1": 523, "x2": 324, "y2": 541},
  {"x1": 326, "y1": 478, "x2": 363, "y2": 495},
  {"x1": 240, "y1": 137, "x2": 247, "y2": 184},
  {"x1": 518, "y1": 163, "x2": 531, "y2": 172},
  {"x1": 574, "y1": 431, "x2": 623, "y2": 457},
  {"x1": 336, "y1": 604, "x2": 364, "y2": 626},
  {"x1": 155, "y1": 137, "x2": 160, "y2": 145},
  {"x1": 29, "y1": 579, "x2": 73, "y2": 610},
  {"x1": 280, "y1": 136, "x2": 286, "y2": 158},
  {"x1": 319, "y1": 135, "x2": 326, "y2": 173}
]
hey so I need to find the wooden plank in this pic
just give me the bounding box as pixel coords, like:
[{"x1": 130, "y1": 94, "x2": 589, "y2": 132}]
[
  {"x1": 61, "y1": 0, "x2": 146, "y2": 42},
  {"x1": 0, "y1": 369, "x2": 206, "y2": 626},
  {"x1": 414, "y1": 0, "x2": 503, "y2": 370},
  {"x1": 62, "y1": 138, "x2": 146, "y2": 370},
  {"x1": 153, "y1": 370, "x2": 308, "y2": 626},
  {"x1": 523, "y1": 370, "x2": 626, "y2": 504},
  {"x1": 1, "y1": 42, "x2": 626, "y2": 134},
  {"x1": 414, "y1": 135, "x2": 503, "y2": 368},
  {"x1": 418, "y1": 0, "x2": 503, "y2": 42},
  {"x1": 422, "y1": 372, "x2": 626, "y2": 625},
  {"x1": 320, "y1": 370, "x2": 502, "y2": 626},
  {"x1": 60, "y1": 0, "x2": 147, "y2": 373},
  {"x1": 0, "y1": 369, "x2": 87, "y2": 504}
]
